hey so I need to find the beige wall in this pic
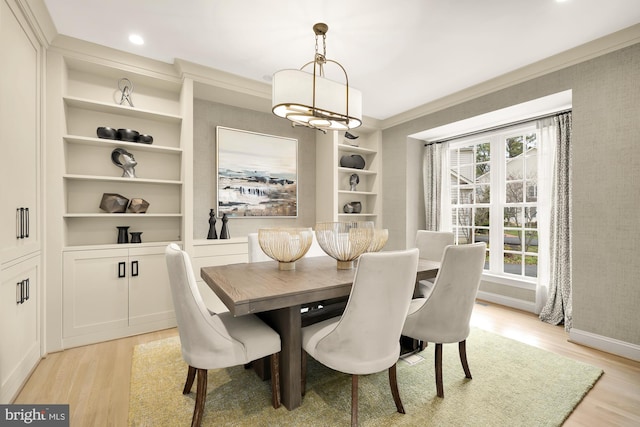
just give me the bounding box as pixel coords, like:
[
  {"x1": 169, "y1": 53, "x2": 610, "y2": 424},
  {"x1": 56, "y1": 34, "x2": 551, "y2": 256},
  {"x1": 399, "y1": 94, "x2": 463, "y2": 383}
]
[
  {"x1": 381, "y1": 43, "x2": 640, "y2": 345},
  {"x1": 192, "y1": 98, "x2": 317, "y2": 238}
]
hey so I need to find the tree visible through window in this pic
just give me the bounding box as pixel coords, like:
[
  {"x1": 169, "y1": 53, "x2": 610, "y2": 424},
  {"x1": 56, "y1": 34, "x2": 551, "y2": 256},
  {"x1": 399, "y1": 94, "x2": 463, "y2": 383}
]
[{"x1": 448, "y1": 124, "x2": 539, "y2": 279}]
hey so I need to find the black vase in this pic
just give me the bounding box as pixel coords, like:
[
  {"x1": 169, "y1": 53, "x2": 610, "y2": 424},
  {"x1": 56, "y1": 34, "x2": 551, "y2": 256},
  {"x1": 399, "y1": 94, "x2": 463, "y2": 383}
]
[
  {"x1": 117, "y1": 226, "x2": 129, "y2": 244},
  {"x1": 130, "y1": 232, "x2": 143, "y2": 243},
  {"x1": 339, "y1": 154, "x2": 365, "y2": 170}
]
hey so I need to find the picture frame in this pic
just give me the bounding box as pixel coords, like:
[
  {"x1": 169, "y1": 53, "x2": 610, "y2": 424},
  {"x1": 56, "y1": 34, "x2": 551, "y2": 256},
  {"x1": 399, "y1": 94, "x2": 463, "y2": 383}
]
[{"x1": 216, "y1": 126, "x2": 298, "y2": 217}]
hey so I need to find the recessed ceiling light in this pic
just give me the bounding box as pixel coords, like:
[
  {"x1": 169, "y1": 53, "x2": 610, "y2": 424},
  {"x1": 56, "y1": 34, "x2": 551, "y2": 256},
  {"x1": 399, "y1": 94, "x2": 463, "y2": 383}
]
[{"x1": 129, "y1": 34, "x2": 144, "y2": 45}]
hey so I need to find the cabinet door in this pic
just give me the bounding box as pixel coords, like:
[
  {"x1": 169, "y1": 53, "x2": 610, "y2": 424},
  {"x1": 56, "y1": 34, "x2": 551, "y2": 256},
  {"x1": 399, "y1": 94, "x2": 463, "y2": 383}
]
[
  {"x1": 128, "y1": 246, "x2": 175, "y2": 326},
  {"x1": 0, "y1": 256, "x2": 40, "y2": 403},
  {"x1": 63, "y1": 249, "x2": 129, "y2": 338},
  {"x1": 0, "y1": 0, "x2": 40, "y2": 263}
]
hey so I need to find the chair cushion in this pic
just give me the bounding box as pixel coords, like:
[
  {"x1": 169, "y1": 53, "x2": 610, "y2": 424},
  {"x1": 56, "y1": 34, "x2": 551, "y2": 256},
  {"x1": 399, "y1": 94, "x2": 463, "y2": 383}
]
[{"x1": 217, "y1": 312, "x2": 281, "y2": 363}]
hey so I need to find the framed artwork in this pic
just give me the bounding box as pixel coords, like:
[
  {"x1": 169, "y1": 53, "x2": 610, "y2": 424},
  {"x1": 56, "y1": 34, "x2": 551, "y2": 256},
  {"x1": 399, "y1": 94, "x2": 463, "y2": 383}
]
[{"x1": 216, "y1": 126, "x2": 298, "y2": 217}]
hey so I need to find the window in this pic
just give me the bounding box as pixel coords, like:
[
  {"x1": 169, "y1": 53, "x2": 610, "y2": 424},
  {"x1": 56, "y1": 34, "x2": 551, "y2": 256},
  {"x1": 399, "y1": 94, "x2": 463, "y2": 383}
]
[{"x1": 448, "y1": 123, "x2": 539, "y2": 280}]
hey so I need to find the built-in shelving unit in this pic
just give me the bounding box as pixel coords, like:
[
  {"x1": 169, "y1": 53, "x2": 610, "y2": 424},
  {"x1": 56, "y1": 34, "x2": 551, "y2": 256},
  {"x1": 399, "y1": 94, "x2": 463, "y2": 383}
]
[
  {"x1": 61, "y1": 59, "x2": 184, "y2": 247},
  {"x1": 316, "y1": 128, "x2": 382, "y2": 225}
]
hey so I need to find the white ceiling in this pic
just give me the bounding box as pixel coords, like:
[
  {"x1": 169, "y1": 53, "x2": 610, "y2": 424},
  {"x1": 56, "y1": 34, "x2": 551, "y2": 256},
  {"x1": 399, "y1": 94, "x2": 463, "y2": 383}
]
[{"x1": 41, "y1": 0, "x2": 640, "y2": 121}]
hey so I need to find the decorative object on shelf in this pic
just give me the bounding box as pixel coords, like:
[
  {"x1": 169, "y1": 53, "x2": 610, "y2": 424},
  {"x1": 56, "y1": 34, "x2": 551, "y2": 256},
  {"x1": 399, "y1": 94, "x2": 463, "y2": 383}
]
[
  {"x1": 272, "y1": 22, "x2": 362, "y2": 132},
  {"x1": 137, "y1": 134, "x2": 153, "y2": 144},
  {"x1": 116, "y1": 128, "x2": 140, "y2": 142},
  {"x1": 111, "y1": 148, "x2": 137, "y2": 178},
  {"x1": 339, "y1": 154, "x2": 365, "y2": 170},
  {"x1": 207, "y1": 209, "x2": 218, "y2": 239},
  {"x1": 130, "y1": 231, "x2": 143, "y2": 244},
  {"x1": 349, "y1": 173, "x2": 359, "y2": 191},
  {"x1": 118, "y1": 77, "x2": 134, "y2": 107},
  {"x1": 315, "y1": 221, "x2": 374, "y2": 269},
  {"x1": 100, "y1": 193, "x2": 129, "y2": 213},
  {"x1": 117, "y1": 226, "x2": 130, "y2": 244},
  {"x1": 366, "y1": 229, "x2": 389, "y2": 253},
  {"x1": 258, "y1": 227, "x2": 314, "y2": 270},
  {"x1": 97, "y1": 126, "x2": 117, "y2": 140},
  {"x1": 342, "y1": 202, "x2": 361, "y2": 214},
  {"x1": 219, "y1": 213, "x2": 230, "y2": 239},
  {"x1": 128, "y1": 198, "x2": 149, "y2": 213},
  {"x1": 344, "y1": 131, "x2": 359, "y2": 146},
  {"x1": 216, "y1": 127, "x2": 298, "y2": 217}
]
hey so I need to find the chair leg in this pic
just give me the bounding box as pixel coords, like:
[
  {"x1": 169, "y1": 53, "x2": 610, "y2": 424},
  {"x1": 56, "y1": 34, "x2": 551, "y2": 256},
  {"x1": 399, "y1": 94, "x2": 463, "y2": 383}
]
[
  {"x1": 351, "y1": 374, "x2": 359, "y2": 427},
  {"x1": 191, "y1": 368, "x2": 207, "y2": 427},
  {"x1": 459, "y1": 340, "x2": 472, "y2": 379},
  {"x1": 388, "y1": 363, "x2": 405, "y2": 414},
  {"x1": 183, "y1": 365, "x2": 196, "y2": 394},
  {"x1": 435, "y1": 343, "x2": 444, "y2": 398},
  {"x1": 301, "y1": 350, "x2": 307, "y2": 396},
  {"x1": 270, "y1": 352, "x2": 281, "y2": 409}
]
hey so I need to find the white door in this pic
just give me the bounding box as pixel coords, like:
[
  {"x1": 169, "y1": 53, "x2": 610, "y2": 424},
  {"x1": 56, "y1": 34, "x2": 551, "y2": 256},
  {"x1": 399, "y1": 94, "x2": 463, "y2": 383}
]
[
  {"x1": 62, "y1": 249, "x2": 129, "y2": 338},
  {"x1": 128, "y1": 246, "x2": 175, "y2": 326}
]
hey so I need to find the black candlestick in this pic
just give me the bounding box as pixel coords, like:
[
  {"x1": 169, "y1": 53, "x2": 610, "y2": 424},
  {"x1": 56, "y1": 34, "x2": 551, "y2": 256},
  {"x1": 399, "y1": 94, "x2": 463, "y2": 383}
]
[
  {"x1": 207, "y1": 209, "x2": 218, "y2": 239},
  {"x1": 220, "y1": 213, "x2": 230, "y2": 239}
]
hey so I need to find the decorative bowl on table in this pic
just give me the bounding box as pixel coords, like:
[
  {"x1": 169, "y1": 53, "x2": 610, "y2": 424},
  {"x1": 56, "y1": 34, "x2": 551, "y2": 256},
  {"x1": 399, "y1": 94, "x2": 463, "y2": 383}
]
[
  {"x1": 258, "y1": 227, "x2": 314, "y2": 270},
  {"x1": 366, "y1": 228, "x2": 389, "y2": 253},
  {"x1": 314, "y1": 221, "x2": 374, "y2": 269}
]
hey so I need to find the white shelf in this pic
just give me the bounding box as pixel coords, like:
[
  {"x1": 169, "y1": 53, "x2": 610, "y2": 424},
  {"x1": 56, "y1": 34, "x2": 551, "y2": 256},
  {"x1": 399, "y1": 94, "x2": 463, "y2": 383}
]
[
  {"x1": 337, "y1": 143, "x2": 377, "y2": 155},
  {"x1": 63, "y1": 174, "x2": 182, "y2": 185},
  {"x1": 63, "y1": 213, "x2": 182, "y2": 218},
  {"x1": 64, "y1": 96, "x2": 182, "y2": 123},
  {"x1": 64, "y1": 135, "x2": 182, "y2": 154},
  {"x1": 338, "y1": 190, "x2": 376, "y2": 196},
  {"x1": 338, "y1": 213, "x2": 378, "y2": 218},
  {"x1": 338, "y1": 167, "x2": 377, "y2": 175}
]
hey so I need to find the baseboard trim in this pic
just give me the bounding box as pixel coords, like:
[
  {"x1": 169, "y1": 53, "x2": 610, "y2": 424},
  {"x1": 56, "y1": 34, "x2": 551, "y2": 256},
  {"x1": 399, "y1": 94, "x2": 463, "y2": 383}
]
[
  {"x1": 569, "y1": 328, "x2": 640, "y2": 362},
  {"x1": 476, "y1": 291, "x2": 536, "y2": 313}
]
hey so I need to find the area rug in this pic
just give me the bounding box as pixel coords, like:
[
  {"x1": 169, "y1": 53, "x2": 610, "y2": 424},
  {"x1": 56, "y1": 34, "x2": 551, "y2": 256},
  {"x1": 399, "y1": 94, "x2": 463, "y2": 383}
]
[{"x1": 128, "y1": 328, "x2": 602, "y2": 426}]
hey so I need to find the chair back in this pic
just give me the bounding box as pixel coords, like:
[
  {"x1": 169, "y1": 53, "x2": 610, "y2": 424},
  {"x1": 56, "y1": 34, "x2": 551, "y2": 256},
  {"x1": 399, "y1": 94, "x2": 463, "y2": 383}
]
[
  {"x1": 415, "y1": 230, "x2": 454, "y2": 262},
  {"x1": 404, "y1": 242, "x2": 486, "y2": 343},
  {"x1": 165, "y1": 244, "x2": 243, "y2": 368},
  {"x1": 314, "y1": 248, "x2": 419, "y2": 374}
]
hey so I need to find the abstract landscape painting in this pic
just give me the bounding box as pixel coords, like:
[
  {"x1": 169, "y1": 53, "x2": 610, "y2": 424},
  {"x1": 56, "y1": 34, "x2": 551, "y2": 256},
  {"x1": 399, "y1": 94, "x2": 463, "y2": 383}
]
[{"x1": 216, "y1": 127, "x2": 297, "y2": 217}]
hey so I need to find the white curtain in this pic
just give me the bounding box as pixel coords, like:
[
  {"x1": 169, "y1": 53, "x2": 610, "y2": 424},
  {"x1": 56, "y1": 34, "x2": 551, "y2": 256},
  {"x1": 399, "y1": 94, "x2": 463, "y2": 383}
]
[
  {"x1": 540, "y1": 112, "x2": 573, "y2": 330},
  {"x1": 423, "y1": 142, "x2": 448, "y2": 230},
  {"x1": 535, "y1": 117, "x2": 557, "y2": 313}
]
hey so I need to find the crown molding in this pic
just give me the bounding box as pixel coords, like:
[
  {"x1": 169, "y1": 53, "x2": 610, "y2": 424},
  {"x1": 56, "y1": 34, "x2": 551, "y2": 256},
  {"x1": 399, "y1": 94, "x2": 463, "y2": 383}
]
[{"x1": 381, "y1": 23, "x2": 640, "y2": 130}]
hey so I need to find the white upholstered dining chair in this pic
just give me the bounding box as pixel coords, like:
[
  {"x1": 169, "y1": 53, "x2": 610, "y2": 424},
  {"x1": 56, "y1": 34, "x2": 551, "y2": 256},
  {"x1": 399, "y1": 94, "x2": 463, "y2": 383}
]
[
  {"x1": 415, "y1": 230, "x2": 454, "y2": 298},
  {"x1": 300, "y1": 248, "x2": 420, "y2": 426},
  {"x1": 401, "y1": 242, "x2": 486, "y2": 398},
  {"x1": 165, "y1": 243, "x2": 282, "y2": 427}
]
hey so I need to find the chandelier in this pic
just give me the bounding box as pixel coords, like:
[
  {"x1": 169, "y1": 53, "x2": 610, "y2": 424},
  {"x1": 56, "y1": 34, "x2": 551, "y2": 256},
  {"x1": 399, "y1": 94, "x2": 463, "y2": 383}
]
[{"x1": 272, "y1": 23, "x2": 362, "y2": 132}]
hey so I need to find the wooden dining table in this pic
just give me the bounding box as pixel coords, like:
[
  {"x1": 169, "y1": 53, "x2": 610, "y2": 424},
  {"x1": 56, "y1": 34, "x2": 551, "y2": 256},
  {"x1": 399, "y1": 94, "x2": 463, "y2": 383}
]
[{"x1": 201, "y1": 255, "x2": 439, "y2": 410}]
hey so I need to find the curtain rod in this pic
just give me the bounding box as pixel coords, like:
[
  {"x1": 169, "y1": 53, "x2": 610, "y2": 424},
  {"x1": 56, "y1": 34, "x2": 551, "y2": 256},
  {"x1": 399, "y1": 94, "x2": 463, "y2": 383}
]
[{"x1": 424, "y1": 108, "x2": 572, "y2": 146}]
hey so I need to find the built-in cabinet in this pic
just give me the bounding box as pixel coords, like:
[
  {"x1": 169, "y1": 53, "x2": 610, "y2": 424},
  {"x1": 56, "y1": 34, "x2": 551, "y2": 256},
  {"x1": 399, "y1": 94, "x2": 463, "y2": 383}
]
[
  {"x1": 51, "y1": 53, "x2": 184, "y2": 347},
  {"x1": 316, "y1": 129, "x2": 382, "y2": 225},
  {"x1": 0, "y1": 0, "x2": 42, "y2": 403},
  {"x1": 62, "y1": 245, "x2": 175, "y2": 348}
]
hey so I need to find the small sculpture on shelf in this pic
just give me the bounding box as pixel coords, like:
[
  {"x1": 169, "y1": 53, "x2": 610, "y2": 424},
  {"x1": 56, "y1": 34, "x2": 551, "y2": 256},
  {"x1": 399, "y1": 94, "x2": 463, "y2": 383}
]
[
  {"x1": 220, "y1": 213, "x2": 230, "y2": 239},
  {"x1": 344, "y1": 131, "x2": 359, "y2": 146},
  {"x1": 207, "y1": 209, "x2": 218, "y2": 239},
  {"x1": 128, "y1": 198, "x2": 149, "y2": 213},
  {"x1": 100, "y1": 193, "x2": 129, "y2": 213},
  {"x1": 349, "y1": 173, "x2": 359, "y2": 191},
  {"x1": 111, "y1": 148, "x2": 137, "y2": 178},
  {"x1": 118, "y1": 77, "x2": 134, "y2": 107},
  {"x1": 130, "y1": 231, "x2": 143, "y2": 243}
]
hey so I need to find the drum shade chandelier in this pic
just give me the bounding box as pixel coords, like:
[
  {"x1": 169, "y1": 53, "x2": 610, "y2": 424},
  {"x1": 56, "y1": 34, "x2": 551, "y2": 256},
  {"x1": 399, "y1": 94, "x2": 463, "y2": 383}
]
[{"x1": 272, "y1": 23, "x2": 362, "y2": 132}]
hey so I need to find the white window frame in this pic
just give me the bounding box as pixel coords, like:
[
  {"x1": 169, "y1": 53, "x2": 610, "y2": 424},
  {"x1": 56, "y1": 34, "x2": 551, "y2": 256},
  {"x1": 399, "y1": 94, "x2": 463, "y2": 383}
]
[{"x1": 445, "y1": 122, "x2": 539, "y2": 284}]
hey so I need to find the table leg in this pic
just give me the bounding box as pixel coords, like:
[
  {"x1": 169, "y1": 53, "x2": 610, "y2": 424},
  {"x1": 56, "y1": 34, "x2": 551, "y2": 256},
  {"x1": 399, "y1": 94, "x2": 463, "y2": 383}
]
[{"x1": 258, "y1": 305, "x2": 302, "y2": 410}]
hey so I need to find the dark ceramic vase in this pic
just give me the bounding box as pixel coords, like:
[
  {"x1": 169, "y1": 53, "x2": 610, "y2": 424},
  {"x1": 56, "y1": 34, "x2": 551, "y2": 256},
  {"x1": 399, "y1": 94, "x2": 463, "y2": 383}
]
[
  {"x1": 130, "y1": 232, "x2": 142, "y2": 243},
  {"x1": 117, "y1": 226, "x2": 129, "y2": 244},
  {"x1": 339, "y1": 154, "x2": 365, "y2": 170}
]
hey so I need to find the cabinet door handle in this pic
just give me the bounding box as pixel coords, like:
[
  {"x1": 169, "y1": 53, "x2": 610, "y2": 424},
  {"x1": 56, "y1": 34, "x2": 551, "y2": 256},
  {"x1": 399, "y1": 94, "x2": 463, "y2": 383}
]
[
  {"x1": 16, "y1": 208, "x2": 20, "y2": 239},
  {"x1": 25, "y1": 207, "x2": 29, "y2": 238},
  {"x1": 118, "y1": 261, "x2": 126, "y2": 278},
  {"x1": 25, "y1": 278, "x2": 30, "y2": 301},
  {"x1": 131, "y1": 260, "x2": 139, "y2": 277},
  {"x1": 16, "y1": 281, "x2": 22, "y2": 304},
  {"x1": 20, "y1": 207, "x2": 25, "y2": 239}
]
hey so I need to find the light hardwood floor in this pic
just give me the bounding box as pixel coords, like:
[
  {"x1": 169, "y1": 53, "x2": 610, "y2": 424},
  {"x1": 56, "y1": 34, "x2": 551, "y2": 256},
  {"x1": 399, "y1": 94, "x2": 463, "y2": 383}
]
[{"x1": 13, "y1": 301, "x2": 640, "y2": 426}]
